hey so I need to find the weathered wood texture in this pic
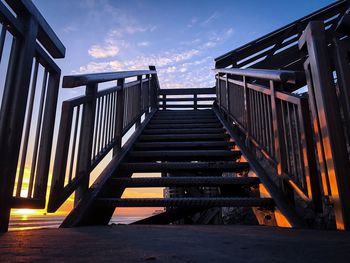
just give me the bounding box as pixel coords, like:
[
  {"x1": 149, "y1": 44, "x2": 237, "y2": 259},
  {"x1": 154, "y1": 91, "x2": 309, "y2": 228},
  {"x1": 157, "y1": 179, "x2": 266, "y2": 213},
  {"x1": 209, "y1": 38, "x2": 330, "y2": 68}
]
[
  {"x1": 215, "y1": 1, "x2": 349, "y2": 74},
  {"x1": 48, "y1": 67, "x2": 160, "y2": 212},
  {"x1": 0, "y1": 0, "x2": 63, "y2": 232}
]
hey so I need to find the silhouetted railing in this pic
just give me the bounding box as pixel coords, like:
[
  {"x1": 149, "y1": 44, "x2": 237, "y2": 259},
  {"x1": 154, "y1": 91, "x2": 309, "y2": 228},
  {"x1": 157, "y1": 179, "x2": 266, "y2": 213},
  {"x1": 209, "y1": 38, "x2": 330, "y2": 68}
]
[
  {"x1": 0, "y1": 0, "x2": 65, "y2": 232},
  {"x1": 215, "y1": 0, "x2": 349, "y2": 71},
  {"x1": 214, "y1": 68, "x2": 323, "y2": 214},
  {"x1": 299, "y1": 20, "x2": 350, "y2": 230},
  {"x1": 158, "y1": 87, "x2": 215, "y2": 110},
  {"x1": 48, "y1": 67, "x2": 159, "y2": 212}
]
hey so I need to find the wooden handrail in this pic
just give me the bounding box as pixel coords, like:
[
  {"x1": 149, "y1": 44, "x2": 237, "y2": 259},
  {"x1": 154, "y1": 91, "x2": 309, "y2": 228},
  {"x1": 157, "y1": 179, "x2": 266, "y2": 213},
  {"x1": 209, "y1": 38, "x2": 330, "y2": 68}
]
[
  {"x1": 214, "y1": 0, "x2": 348, "y2": 68},
  {"x1": 63, "y1": 70, "x2": 157, "y2": 88},
  {"x1": 214, "y1": 68, "x2": 305, "y2": 84},
  {"x1": 5, "y1": 0, "x2": 65, "y2": 58}
]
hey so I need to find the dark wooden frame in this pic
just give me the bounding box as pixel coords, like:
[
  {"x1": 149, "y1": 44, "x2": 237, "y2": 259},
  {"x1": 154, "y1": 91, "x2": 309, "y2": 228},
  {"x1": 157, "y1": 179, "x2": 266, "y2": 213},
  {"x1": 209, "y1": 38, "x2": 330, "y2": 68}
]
[{"x1": 0, "y1": 0, "x2": 64, "y2": 232}]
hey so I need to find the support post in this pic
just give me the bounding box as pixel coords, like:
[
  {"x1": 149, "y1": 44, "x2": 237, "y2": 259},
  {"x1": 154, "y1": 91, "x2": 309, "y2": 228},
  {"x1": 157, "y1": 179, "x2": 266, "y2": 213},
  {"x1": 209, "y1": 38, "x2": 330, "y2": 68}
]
[
  {"x1": 114, "y1": 78, "x2": 125, "y2": 156},
  {"x1": 0, "y1": 17, "x2": 38, "y2": 232},
  {"x1": 74, "y1": 84, "x2": 97, "y2": 207},
  {"x1": 299, "y1": 21, "x2": 350, "y2": 230}
]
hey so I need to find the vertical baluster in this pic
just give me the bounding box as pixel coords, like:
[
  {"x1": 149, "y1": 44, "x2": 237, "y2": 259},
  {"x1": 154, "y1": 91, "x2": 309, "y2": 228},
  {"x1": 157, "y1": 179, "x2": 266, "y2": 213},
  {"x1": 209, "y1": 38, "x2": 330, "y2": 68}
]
[
  {"x1": 286, "y1": 102, "x2": 297, "y2": 179},
  {"x1": 28, "y1": 69, "x2": 48, "y2": 197},
  {"x1": 68, "y1": 106, "x2": 80, "y2": 183},
  {"x1": 265, "y1": 94, "x2": 273, "y2": 156},
  {"x1": 97, "y1": 96, "x2": 104, "y2": 155},
  {"x1": 114, "y1": 79, "x2": 125, "y2": 155},
  {"x1": 0, "y1": 25, "x2": 6, "y2": 63},
  {"x1": 16, "y1": 60, "x2": 39, "y2": 197},
  {"x1": 93, "y1": 97, "x2": 100, "y2": 158},
  {"x1": 270, "y1": 80, "x2": 286, "y2": 178},
  {"x1": 137, "y1": 75, "x2": 143, "y2": 127},
  {"x1": 74, "y1": 84, "x2": 97, "y2": 206},
  {"x1": 280, "y1": 100, "x2": 290, "y2": 174}
]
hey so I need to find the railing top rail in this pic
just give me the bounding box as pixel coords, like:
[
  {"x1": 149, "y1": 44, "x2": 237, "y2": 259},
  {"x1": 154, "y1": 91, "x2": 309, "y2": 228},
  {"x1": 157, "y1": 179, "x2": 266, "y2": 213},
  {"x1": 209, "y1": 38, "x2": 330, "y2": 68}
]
[
  {"x1": 5, "y1": 0, "x2": 65, "y2": 58},
  {"x1": 158, "y1": 87, "x2": 216, "y2": 95},
  {"x1": 214, "y1": 0, "x2": 348, "y2": 65},
  {"x1": 214, "y1": 68, "x2": 305, "y2": 84},
  {"x1": 62, "y1": 70, "x2": 157, "y2": 88}
]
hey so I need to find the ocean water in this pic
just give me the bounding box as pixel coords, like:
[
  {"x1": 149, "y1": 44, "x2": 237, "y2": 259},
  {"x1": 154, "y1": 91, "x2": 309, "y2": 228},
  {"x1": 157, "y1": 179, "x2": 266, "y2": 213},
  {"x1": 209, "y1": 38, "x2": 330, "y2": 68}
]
[{"x1": 9, "y1": 214, "x2": 145, "y2": 231}]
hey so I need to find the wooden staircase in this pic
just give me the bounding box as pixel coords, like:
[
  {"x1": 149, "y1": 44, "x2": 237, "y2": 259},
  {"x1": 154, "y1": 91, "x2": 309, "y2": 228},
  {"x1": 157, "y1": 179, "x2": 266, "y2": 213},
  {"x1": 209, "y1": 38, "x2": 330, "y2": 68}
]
[{"x1": 61, "y1": 109, "x2": 275, "y2": 226}]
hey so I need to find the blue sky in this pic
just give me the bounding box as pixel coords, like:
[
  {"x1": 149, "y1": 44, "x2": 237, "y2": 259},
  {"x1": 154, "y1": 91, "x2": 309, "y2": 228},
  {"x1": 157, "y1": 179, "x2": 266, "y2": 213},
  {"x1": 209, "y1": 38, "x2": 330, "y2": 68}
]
[{"x1": 33, "y1": 0, "x2": 335, "y2": 91}]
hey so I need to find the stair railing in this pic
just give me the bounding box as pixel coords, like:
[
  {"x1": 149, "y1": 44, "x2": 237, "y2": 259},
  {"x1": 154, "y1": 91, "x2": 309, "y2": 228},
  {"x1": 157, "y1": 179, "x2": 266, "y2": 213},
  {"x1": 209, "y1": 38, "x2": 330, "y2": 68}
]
[
  {"x1": 0, "y1": 0, "x2": 65, "y2": 232},
  {"x1": 214, "y1": 68, "x2": 324, "y2": 216},
  {"x1": 158, "y1": 87, "x2": 216, "y2": 110},
  {"x1": 48, "y1": 66, "x2": 159, "y2": 212},
  {"x1": 299, "y1": 20, "x2": 350, "y2": 230}
]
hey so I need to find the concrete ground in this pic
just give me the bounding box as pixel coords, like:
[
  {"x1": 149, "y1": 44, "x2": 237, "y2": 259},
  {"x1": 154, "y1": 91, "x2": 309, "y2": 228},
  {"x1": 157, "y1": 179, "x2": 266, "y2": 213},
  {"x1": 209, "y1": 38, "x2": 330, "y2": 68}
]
[{"x1": 1, "y1": 225, "x2": 350, "y2": 262}]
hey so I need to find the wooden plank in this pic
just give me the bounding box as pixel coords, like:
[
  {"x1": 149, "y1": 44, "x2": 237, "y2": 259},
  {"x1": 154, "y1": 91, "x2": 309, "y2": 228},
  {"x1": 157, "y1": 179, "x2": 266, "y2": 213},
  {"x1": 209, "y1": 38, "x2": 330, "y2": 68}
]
[
  {"x1": 109, "y1": 176, "x2": 260, "y2": 187},
  {"x1": 142, "y1": 128, "x2": 225, "y2": 135},
  {"x1": 150, "y1": 119, "x2": 220, "y2": 124},
  {"x1": 158, "y1": 88, "x2": 216, "y2": 95},
  {"x1": 6, "y1": 0, "x2": 66, "y2": 58},
  {"x1": 120, "y1": 161, "x2": 250, "y2": 173},
  {"x1": 95, "y1": 197, "x2": 274, "y2": 208},
  {"x1": 127, "y1": 150, "x2": 241, "y2": 161},
  {"x1": 214, "y1": 68, "x2": 305, "y2": 84},
  {"x1": 147, "y1": 123, "x2": 222, "y2": 129},
  {"x1": 63, "y1": 70, "x2": 157, "y2": 88},
  {"x1": 139, "y1": 133, "x2": 229, "y2": 142},
  {"x1": 134, "y1": 141, "x2": 234, "y2": 150}
]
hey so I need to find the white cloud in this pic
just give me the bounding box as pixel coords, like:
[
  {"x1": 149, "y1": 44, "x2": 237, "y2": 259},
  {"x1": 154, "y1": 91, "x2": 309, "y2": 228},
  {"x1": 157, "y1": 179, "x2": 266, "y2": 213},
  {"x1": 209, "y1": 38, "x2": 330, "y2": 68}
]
[
  {"x1": 201, "y1": 12, "x2": 220, "y2": 26},
  {"x1": 187, "y1": 17, "x2": 198, "y2": 28},
  {"x1": 63, "y1": 25, "x2": 77, "y2": 33},
  {"x1": 88, "y1": 44, "x2": 119, "y2": 58},
  {"x1": 78, "y1": 60, "x2": 124, "y2": 73},
  {"x1": 137, "y1": 41, "x2": 150, "y2": 47}
]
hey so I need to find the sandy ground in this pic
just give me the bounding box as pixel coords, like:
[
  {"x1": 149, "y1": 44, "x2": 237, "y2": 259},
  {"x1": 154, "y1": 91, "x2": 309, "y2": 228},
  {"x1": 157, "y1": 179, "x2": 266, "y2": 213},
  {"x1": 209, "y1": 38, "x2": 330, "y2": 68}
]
[{"x1": 1, "y1": 225, "x2": 350, "y2": 262}]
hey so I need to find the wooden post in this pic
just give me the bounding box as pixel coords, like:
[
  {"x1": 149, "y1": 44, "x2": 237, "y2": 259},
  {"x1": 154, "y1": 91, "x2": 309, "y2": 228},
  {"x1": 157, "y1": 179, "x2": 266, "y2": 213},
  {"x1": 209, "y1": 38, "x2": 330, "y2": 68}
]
[
  {"x1": 74, "y1": 84, "x2": 97, "y2": 207},
  {"x1": 149, "y1": 65, "x2": 160, "y2": 110},
  {"x1": 34, "y1": 70, "x2": 61, "y2": 202},
  {"x1": 114, "y1": 78, "x2": 125, "y2": 156},
  {"x1": 136, "y1": 75, "x2": 142, "y2": 128},
  {"x1": 299, "y1": 21, "x2": 350, "y2": 230},
  {"x1": 194, "y1": 94, "x2": 197, "y2": 110},
  {"x1": 243, "y1": 76, "x2": 251, "y2": 146},
  {"x1": 269, "y1": 82, "x2": 286, "y2": 179},
  {"x1": 226, "y1": 74, "x2": 230, "y2": 120},
  {"x1": 0, "y1": 17, "x2": 38, "y2": 232}
]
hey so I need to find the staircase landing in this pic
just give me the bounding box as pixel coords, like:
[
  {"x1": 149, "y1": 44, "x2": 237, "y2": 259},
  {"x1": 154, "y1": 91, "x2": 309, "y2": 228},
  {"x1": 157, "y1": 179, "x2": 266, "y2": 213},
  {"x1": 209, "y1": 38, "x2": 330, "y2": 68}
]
[{"x1": 1, "y1": 225, "x2": 349, "y2": 262}]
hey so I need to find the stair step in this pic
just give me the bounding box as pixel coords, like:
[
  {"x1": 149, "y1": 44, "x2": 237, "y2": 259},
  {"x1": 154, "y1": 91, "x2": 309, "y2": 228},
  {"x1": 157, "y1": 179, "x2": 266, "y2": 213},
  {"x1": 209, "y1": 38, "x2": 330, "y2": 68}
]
[
  {"x1": 95, "y1": 197, "x2": 274, "y2": 208},
  {"x1": 120, "y1": 161, "x2": 250, "y2": 173},
  {"x1": 139, "y1": 134, "x2": 229, "y2": 142},
  {"x1": 147, "y1": 123, "x2": 222, "y2": 129},
  {"x1": 134, "y1": 141, "x2": 234, "y2": 150},
  {"x1": 155, "y1": 110, "x2": 215, "y2": 116},
  {"x1": 152, "y1": 116, "x2": 218, "y2": 121},
  {"x1": 143, "y1": 128, "x2": 225, "y2": 135},
  {"x1": 150, "y1": 119, "x2": 220, "y2": 124},
  {"x1": 109, "y1": 176, "x2": 260, "y2": 187},
  {"x1": 127, "y1": 150, "x2": 241, "y2": 161},
  {"x1": 159, "y1": 105, "x2": 213, "y2": 109}
]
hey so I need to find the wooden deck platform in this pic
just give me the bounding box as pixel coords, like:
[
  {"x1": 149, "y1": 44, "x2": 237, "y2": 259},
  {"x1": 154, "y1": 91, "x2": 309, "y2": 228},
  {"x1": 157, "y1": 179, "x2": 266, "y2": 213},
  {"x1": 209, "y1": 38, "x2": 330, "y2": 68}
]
[{"x1": 1, "y1": 225, "x2": 349, "y2": 262}]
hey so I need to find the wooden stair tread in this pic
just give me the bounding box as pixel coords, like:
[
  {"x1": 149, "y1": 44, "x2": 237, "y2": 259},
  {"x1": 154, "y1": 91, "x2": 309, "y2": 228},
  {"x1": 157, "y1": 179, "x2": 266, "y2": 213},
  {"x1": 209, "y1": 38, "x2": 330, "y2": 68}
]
[
  {"x1": 120, "y1": 161, "x2": 250, "y2": 173},
  {"x1": 139, "y1": 133, "x2": 229, "y2": 141},
  {"x1": 109, "y1": 176, "x2": 260, "y2": 187},
  {"x1": 143, "y1": 128, "x2": 225, "y2": 135},
  {"x1": 95, "y1": 197, "x2": 274, "y2": 207},
  {"x1": 133, "y1": 141, "x2": 235, "y2": 150},
  {"x1": 147, "y1": 123, "x2": 223, "y2": 129},
  {"x1": 127, "y1": 150, "x2": 241, "y2": 161}
]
